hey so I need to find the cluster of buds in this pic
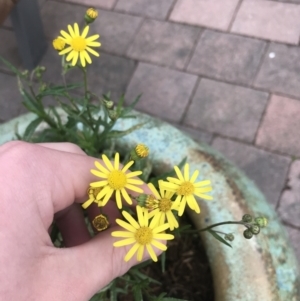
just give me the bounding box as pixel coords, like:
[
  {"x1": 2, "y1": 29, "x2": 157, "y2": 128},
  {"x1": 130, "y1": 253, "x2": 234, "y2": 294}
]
[{"x1": 242, "y1": 214, "x2": 268, "y2": 239}]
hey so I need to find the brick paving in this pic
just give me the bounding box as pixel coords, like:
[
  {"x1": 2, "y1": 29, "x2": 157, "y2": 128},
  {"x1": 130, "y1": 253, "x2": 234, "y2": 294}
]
[{"x1": 0, "y1": 0, "x2": 299, "y2": 264}]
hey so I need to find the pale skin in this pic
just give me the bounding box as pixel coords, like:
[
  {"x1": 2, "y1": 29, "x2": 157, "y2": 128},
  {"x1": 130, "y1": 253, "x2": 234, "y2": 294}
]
[{"x1": 0, "y1": 141, "x2": 153, "y2": 301}]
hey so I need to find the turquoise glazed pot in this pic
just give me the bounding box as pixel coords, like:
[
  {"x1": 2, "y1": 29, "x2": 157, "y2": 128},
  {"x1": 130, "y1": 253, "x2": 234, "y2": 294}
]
[{"x1": 0, "y1": 111, "x2": 299, "y2": 301}]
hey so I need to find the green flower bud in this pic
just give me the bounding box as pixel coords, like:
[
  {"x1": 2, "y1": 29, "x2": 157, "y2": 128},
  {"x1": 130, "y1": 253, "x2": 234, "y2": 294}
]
[
  {"x1": 242, "y1": 214, "x2": 253, "y2": 223},
  {"x1": 255, "y1": 217, "x2": 268, "y2": 228},
  {"x1": 108, "y1": 110, "x2": 118, "y2": 121},
  {"x1": 85, "y1": 7, "x2": 98, "y2": 24},
  {"x1": 243, "y1": 229, "x2": 253, "y2": 239},
  {"x1": 250, "y1": 224, "x2": 260, "y2": 235},
  {"x1": 224, "y1": 233, "x2": 234, "y2": 241},
  {"x1": 103, "y1": 99, "x2": 114, "y2": 109}
]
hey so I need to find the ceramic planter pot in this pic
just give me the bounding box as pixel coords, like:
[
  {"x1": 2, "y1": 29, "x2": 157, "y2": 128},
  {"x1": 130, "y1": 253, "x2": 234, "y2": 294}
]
[{"x1": 0, "y1": 110, "x2": 299, "y2": 301}]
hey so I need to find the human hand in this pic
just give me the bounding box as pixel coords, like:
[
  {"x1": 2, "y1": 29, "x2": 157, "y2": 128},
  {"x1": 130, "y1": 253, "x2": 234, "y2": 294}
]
[{"x1": 0, "y1": 141, "x2": 151, "y2": 301}]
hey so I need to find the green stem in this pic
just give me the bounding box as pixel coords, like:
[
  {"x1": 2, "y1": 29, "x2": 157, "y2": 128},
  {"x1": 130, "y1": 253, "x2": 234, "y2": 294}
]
[{"x1": 184, "y1": 220, "x2": 250, "y2": 234}]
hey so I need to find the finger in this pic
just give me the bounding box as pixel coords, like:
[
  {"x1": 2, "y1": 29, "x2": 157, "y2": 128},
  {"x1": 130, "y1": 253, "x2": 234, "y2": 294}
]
[{"x1": 54, "y1": 203, "x2": 91, "y2": 247}]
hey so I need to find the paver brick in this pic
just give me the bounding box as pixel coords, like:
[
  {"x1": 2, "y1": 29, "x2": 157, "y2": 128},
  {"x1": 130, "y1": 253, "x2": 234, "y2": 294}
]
[
  {"x1": 277, "y1": 160, "x2": 300, "y2": 228},
  {"x1": 127, "y1": 19, "x2": 200, "y2": 69},
  {"x1": 41, "y1": 1, "x2": 85, "y2": 39},
  {"x1": 0, "y1": 28, "x2": 21, "y2": 71},
  {"x1": 284, "y1": 226, "x2": 300, "y2": 266},
  {"x1": 62, "y1": 0, "x2": 117, "y2": 9},
  {"x1": 125, "y1": 63, "x2": 197, "y2": 123},
  {"x1": 232, "y1": 0, "x2": 300, "y2": 44},
  {"x1": 183, "y1": 79, "x2": 268, "y2": 142},
  {"x1": 175, "y1": 124, "x2": 213, "y2": 145},
  {"x1": 255, "y1": 43, "x2": 300, "y2": 99},
  {"x1": 187, "y1": 30, "x2": 266, "y2": 85},
  {"x1": 169, "y1": 0, "x2": 239, "y2": 30},
  {"x1": 89, "y1": 10, "x2": 142, "y2": 56},
  {"x1": 0, "y1": 73, "x2": 25, "y2": 122},
  {"x1": 256, "y1": 95, "x2": 300, "y2": 157},
  {"x1": 115, "y1": 0, "x2": 174, "y2": 20},
  {"x1": 87, "y1": 53, "x2": 136, "y2": 101},
  {"x1": 212, "y1": 137, "x2": 291, "y2": 207}
]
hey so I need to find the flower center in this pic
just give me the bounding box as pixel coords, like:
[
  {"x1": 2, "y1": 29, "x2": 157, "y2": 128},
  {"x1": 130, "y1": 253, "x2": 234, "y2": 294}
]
[
  {"x1": 71, "y1": 37, "x2": 86, "y2": 51},
  {"x1": 158, "y1": 198, "x2": 172, "y2": 212},
  {"x1": 146, "y1": 195, "x2": 158, "y2": 210},
  {"x1": 108, "y1": 170, "x2": 127, "y2": 190},
  {"x1": 177, "y1": 181, "x2": 194, "y2": 196},
  {"x1": 134, "y1": 227, "x2": 153, "y2": 245}
]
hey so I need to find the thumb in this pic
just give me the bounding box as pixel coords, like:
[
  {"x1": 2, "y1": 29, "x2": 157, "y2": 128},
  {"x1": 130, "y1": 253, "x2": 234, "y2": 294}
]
[{"x1": 44, "y1": 226, "x2": 140, "y2": 301}]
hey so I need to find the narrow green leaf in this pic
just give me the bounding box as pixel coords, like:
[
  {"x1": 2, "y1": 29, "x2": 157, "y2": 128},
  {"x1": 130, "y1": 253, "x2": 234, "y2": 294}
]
[
  {"x1": 0, "y1": 56, "x2": 25, "y2": 77},
  {"x1": 161, "y1": 251, "x2": 166, "y2": 273},
  {"x1": 22, "y1": 117, "x2": 43, "y2": 141},
  {"x1": 207, "y1": 229, "x2": 232, "y2": 248},
  {"x1": 133, "y1": 286, "x2": 143, "y2": 301},
  {"x1": 106, "y1": 122, "x2": 147, "y2": 139}
]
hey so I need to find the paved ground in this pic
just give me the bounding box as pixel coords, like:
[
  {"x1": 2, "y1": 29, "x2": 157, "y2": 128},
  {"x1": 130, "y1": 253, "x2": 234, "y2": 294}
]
[{"x1": 0, "y1": 0, "x2": 300, "y2": 265}]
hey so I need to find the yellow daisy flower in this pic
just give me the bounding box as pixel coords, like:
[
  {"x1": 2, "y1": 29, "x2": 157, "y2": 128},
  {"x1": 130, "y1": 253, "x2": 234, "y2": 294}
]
[
  {"x1": 147, "y1": 181, "x2": 179, "y2": 231},
  {"x1": 90, "y1": 153, "x2": 144, "y2": 209},
  {"x1": 58, "y1": 23, "x2": 101, "y2": 67},
  {"x1": 82, "y1": 186, "x2": 104, "y2": 209},
  {"x1": 112, "y1": 206, "x2": 174, "y2": 262},
  {"x1": 160, "y1": 163, "x2": 213, "y2": 216}
]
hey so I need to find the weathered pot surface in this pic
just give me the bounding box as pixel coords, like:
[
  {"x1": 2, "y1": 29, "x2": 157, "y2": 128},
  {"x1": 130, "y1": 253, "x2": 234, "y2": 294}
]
[{"x1": 0, "y1": 110, "x2": 299, "y2": 301}]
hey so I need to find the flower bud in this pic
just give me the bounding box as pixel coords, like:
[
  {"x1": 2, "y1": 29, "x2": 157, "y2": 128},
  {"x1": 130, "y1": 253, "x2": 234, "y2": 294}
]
[
  {"x1": 135, "y1": 144, "x2": 149, "y2": 158},
  {"x1": 254, "y1": 217, "x2": 268, "y2": 228},
  {"x1": 85, "y1": 7, "x2": 98, "y2": 24},
  {"x1": 92, "y1": 214, "x2": 109, "y2": 232},
  {"x1": 242, "y1": 214, "x2": 253, "y2": 223},
  {"x1": 243, "y1": 229, "x2": 253, "y2": 239},
  {"x1": 250, "y1": 224, "x2": 260, "y2": 235},
  {"x1": 52, "y1": 37, "x2": 65, "y2": 51},
  {"x1": 108, "y1": 110, "x2": 118, "y2": 121},
  {"x1": 224, "y1": 233, "x2": 234, "y2": 241},
  {"x1": 103, "y1": 99, "x2": 114, "y2": 109}
]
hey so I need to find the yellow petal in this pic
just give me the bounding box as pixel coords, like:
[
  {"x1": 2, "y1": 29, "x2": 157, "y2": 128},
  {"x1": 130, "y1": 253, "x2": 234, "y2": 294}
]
[
  {"x1": 123, "y1": 211, "x2": 140, "y2": 229},
  {"x1": 81, "y1": 25, "x2": 89, "y2": 38},
  {"x1": 86, "y1": 34, "x2": 100, "y2": 42},
  {"x1": 80, "y1": 52, "x2": 86, "y2": 67},
  {"x1": 116, "y1": 189, "x2": 122, "y2": 209},
  {"x1": 102, "y1": 154, "x2": 114, "y2": 171},
  {"x1": 124, "y1": 243, "x2": 139, "y2": 262},
  {"x1": 66, "y1": 50, "x2": 74, "y2": 62},
  {"x1": 190, "y1": 170, "x2": 199, "y2": 183},
  {"x1": 152, "y1": 222, "x2": 169, "y2": 233},
  {"x1": 114, "y1": 152, "x2": 120, "y2": 170},
  {"x1": 101, "y1": 188, "x2": 114, "y2": 206},
  {"x1": 125, "y1": 184, "x2": 143, "y2": 193},
  {"x1": 116, "y1": 219, "x2": 136, "y2": 232},
  {"x1": 136, "y1": 206, "x2": 145, "y2": 227},
  {"x1": 68, "y1": 24, "x2": 76, "y2": 38},
  {"x1": 96, "y1": 185, "x2": 111, "y2": 200},
  {"x1": 59, "y1": 46, "x2": 72, "y2": 55},
  {"x1": 151, "y1": 240, "x2": 167, "y2": 251},
  {"x1": 111, "y1": 231, "x2": 134, "y2": 238},
  {"x1": 122, "y1": 160, "x2": 134, "y2": 172},
  {"x1": 126, "y1": 171, "x2": 143, "y2": 178},
  {"x1": 137, "y1": 245, "x2": 144, "y2": 261},
  {"x1": 83, "y1": 50, "x2": 92, "y2": 64},
  {"x1": 74, "y1": 23, "x2": 80, "y2": 36},
  {"x1": 113, "y1": 238, "x2": 135, "y2": 247},
  {"x1": 90, "y1": 180, "x2": 108, "y2": 188},
  {"x1": 127, "y1": 178, "x2": 144, "y2": 185},
  {"x1": 174, "y1": 165, "x2": 184, "y2": 181},
  {"x1": 81, "y1": 198, "x2": 94, "y2": 209},
  {"x1": 148, "y1": 183, "x2": 161, "y2": 199},
  {"x1": 60, "y1": 30, "x2": 72, "y2": 41},
  {"x1": 178, "y1": 197, "x2": 187, "y2": 216},
  {"x1": 194, "y1": 180, "x2": 211, "y2": 187},
  {"x1": 95, "y1": 161, "x2": 110, "y2": 174},
  {"x1": 121, "y1": 189, "x2": 132, "y2": 206},
  {"x1": 86, "y1": 41, "x2": 101, "y2": 47},
  {"x1": 195, "y1": 186, "x2": 213, "y2": 194},
  {"x1": 71, "y1": 51, "x2": 79, "y2": 66},
  {"x1": 184, "y1": 163, "x2": 190, "y2": 181},
  {"x1": 86, "y1": 46, "x2": 100, "y2": 57},
  {"x1": 146, "y1": 244, "x2": 157, "y2": 262},
  {"x1": 90, "y1": 169, "x2": 107, "y2": 178},
  {"x1": 153, "y1": 233, "x2": 174, "y2": 241}
]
